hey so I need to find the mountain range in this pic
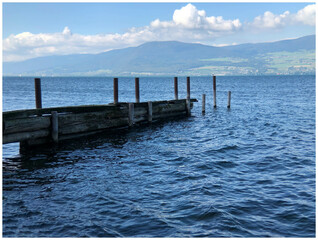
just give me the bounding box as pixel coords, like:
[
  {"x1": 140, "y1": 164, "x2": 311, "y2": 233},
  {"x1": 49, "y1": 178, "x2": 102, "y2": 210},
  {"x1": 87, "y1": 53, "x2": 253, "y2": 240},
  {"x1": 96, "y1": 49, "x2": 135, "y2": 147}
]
[{"x1": 3, "y1": 35, "x2": 315, "y2": 76}]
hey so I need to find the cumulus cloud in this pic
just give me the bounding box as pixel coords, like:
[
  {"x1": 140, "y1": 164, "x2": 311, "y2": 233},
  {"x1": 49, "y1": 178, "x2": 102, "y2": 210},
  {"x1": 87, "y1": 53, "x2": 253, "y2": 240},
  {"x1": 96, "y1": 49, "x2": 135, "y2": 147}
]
[
  {"x1": 2, "y1": 3, "x2": 316, "y2": 62},
  {"x1": 151, "y1": 4, "x2": 241, "y2": 32},
  {"x1": 250, "y1": 4, "x2": 315, "y2": 29},
  {"x1": 251, "y1": 11, "x2": 290, "y2": 29},
  {"x1": 295, "y1": 4, "x2": 316, "y2": 26}
]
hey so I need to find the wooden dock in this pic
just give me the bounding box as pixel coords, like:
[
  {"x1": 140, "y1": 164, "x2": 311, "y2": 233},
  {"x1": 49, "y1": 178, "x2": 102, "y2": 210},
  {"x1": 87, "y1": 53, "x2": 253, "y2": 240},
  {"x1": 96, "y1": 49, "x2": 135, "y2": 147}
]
[
  {"x1": 3, "y1": 99, "x2": 197, "y2": 149},
  {"x1": 2, "y1": 75, "x2": 234, "y2": 152}
]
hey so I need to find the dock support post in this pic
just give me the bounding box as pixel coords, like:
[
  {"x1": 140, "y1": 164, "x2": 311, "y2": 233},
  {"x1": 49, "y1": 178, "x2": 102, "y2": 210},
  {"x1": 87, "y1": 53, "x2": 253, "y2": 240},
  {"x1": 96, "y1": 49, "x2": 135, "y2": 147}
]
[
  {"x1": 174, "y1": 77, "x2": 178, "y2": 100},
  {"x1": 34, "y1": 78, "x2": 42, "y2": 109},
  {"x1": 227, "y1": 91, "x2": 231, "y2": 109},
  {"x1": 202, "y1": 94, "x2": 206, "y2": 114},
  {"x1": 213, "y1": 75, "x2": 216, "y2": 108},
  {"x1": 129, "y1": 103, "x2": 134, "y2": 126},
  {"x1": 148, "y1": 101, "x2": 153, "y2": 122},
  {"x1": 51, "y1": 111, "x2": 58, "y2": 143},
  {"x1": 135, "y1": 77, "x2": 140, "y2": 103},
  {"x1": 186, "y1": 76, "x2": 191, "y2": 116},
  {"x1": 114, "y1": 78, "x2": 118, "y2": 104},
  {"x1": 187, "y1": 76, "x2": 190, "y2": 99}
]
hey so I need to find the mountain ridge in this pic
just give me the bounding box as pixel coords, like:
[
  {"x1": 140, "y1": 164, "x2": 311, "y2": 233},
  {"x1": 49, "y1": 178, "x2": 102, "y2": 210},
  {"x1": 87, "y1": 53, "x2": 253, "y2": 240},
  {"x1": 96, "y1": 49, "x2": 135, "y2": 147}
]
[{"x1": 3, "y1": 34, "x2": 315, "y2": 76}]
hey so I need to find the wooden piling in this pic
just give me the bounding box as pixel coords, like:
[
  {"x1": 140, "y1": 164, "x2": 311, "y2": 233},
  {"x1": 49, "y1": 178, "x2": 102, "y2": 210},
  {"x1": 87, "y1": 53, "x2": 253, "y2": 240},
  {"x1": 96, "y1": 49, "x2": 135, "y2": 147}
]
[
  {"x1": 129, "y1": 103, "x2": 134, "y2": 126},
  {"x1": 174, "y1": 77, "x2": 178, "y2": 100},
  {"x1": 51, "y1": 111, "x2": 58, "y2": 143},
  {"x1": 227, "y1": 91, "x2": 231, "y2": 109},
  {"x1": 202, "y1": 94, "x2": 206, "y2": 113},
  {"x1": 114, "y1": 78, "x2": 118, "y2": 104},
  {"x1": 213, "y1": 75, "x2": 216, "y2": 108},
  {"x1": 187, "y1": 76, "x2": 190, "y2": 100},
  {"x1": 135, "y1": 77, "x2": 140, "y2": 103},
  {"x1": 34, "y1": 78, "x2": 42, "y2": 109},
  {"x1": 148, "y1": 101, "x2": 153, "y2": 122}
]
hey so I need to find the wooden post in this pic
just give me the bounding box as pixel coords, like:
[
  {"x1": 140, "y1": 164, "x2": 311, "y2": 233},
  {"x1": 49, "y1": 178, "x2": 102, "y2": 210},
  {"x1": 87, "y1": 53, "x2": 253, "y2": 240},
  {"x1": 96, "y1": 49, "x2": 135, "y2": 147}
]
[
  {"x1": 114, "y1": 78, "x2": 118, "y2": 104},
  {"x1": 34, "y1": 78, "x2": 42, "y2": 109},
  {"x1": 202, "y1": 94, "x2": 206, "y2": 114},
  {"x1": 213, "y1": 75, "x2": 216, "y2": 108},
  {"x1": 187, "y1": 76, "x2": 190, "y2": 100},
  {"x1": 128, "y1": 103, "x2": 134, "y2": 126},
  {"x1": 51, "y1": 111, "x2": 58, "y2": 143},
  {"x1": 174, "y1": 77, "x2": 178, "y2": 100},
  {"x1": 186, "y1": 77, "x2": 191, "y2": 116},
  {"x1": 148, "y1": 101, "x2": 153, "y2": 122},
  {"x1": 135, "y1": 77, "x2": 140, "y2": 103},
  {"x1": 227, "y1": 91, "x2": 231, "y2": 109}
]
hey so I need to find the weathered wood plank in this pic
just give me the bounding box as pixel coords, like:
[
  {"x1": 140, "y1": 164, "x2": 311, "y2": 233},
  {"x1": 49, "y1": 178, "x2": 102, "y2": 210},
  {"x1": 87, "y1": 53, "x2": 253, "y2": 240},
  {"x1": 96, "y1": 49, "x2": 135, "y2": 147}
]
[
  {"x1": 4, "y1": 129, "x2": 50, "y2": 144},
  {"x1": 153, "y1": 110, "x2": 187, "y2": 120},
  {"x1": 3, "y1": 116, "x2": 51, "y2": 135},
  {"x1": 58, "y1": 110, "x2": 129, "y2": 126},
  {"x1": 3, "y1": 104, "x2": 128, "y2": 120},
  {"x1": 152, "y1": 102, "x2": 186, "y2": 114},
  {"x1": 3, "y1": 99, "x2": 196, "y2": 120},
  {"x1": 59, "y1": 117, "x2": 129, "y2": 135},
  {"x1": 134, "y1": 106, "x2": 148, "y2": 116},
  {"x1": 134, "y1": 115, "x2": 147, "y2": 123}
]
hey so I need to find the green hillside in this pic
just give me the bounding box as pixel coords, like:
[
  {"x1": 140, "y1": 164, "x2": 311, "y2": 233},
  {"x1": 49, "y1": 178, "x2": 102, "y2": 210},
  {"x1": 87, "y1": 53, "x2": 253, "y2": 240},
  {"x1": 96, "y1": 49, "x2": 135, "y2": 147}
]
[
  {"x1": 3, "y1": 35, "x2": 315, "y2": 76},
  {"x1": 187, "y1": 50, "x2": 315, "y2": 76}
]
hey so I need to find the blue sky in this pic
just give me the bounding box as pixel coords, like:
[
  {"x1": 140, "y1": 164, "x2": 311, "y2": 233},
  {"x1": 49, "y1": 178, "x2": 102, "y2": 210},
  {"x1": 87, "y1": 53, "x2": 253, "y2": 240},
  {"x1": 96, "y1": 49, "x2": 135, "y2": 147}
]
[{"x1": 2, "y1": 2, "x2": 316, "y2": 62}]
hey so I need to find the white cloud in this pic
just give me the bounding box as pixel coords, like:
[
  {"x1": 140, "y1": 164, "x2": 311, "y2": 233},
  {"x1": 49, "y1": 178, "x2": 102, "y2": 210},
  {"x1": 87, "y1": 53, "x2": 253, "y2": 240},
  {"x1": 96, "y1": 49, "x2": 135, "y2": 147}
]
[
  {"x1": 250, "y1": 4, "x2": 316, "y2": 29},
  {"x1": 152, "y1": 4, "x2": 241, "y2": 31},
  {"x1": 2, "y1": 3, "x2": 316, "y2": 62},
  {"x1": 295, "y1": 4, "x2": 316, "y2": 26},
  {"x1": 62, "y1": 26, "x2": 72, "y2": 35},
  {"x1": 251, "y1": 11, "x2": 290, "y2": 29}
]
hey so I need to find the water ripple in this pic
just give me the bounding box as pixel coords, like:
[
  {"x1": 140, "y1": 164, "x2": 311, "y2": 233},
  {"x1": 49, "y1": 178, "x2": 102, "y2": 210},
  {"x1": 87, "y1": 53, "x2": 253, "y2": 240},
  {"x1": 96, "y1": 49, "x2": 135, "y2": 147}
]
[{"x1": 2, "y1": 75, "x2": 315, "y2": 237}]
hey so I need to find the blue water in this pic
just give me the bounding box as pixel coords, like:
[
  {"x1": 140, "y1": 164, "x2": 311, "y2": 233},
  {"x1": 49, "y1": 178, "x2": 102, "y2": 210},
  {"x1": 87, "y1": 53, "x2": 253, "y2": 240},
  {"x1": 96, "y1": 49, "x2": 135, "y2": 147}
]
[{"x1": 2, "y1": 75, "x2": 316, "y2": 237}]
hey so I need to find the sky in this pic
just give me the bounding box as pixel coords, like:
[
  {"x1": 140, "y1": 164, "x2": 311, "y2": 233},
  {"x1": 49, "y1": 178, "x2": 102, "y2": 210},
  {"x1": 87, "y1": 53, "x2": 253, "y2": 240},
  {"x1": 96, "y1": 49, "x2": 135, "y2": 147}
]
[{"x1": 2, "y1": 1, "x2": 316, "y2": 62}]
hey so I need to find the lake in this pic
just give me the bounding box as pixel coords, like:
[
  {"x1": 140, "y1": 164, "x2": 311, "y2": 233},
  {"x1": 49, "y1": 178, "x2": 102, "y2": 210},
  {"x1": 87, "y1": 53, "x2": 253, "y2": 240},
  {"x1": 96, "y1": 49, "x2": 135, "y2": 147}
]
[{"x1": 2, "y1": 75, "x2": 316, "y2": 237}]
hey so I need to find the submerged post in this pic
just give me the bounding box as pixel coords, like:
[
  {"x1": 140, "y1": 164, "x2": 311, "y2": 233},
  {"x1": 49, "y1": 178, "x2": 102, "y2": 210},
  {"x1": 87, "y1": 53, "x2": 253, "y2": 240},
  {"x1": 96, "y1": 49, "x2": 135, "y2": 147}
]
[
  {"x1": 187, "y1": 76, "x2": 190, "y2": 100},
  {"x1": 148, "y1": 101, "x2": 153, "y2": 122},
  {"x1": 202, "y1": 94, "x2": 206, "y2": 114},
  {"x1": 34, "y1": 78, "x2": 42, "y2": 109},
  {"x1": 227, "y1": 91, "x2": 231, "y2": 109},
  {"x1": 213, "y1": 75, "x2": 216, "y2": 108},
  {"x1": 135, "y1": 77, "x2": 140, "y2": 103},
  {"x1": 114, "y1": 78, "x2": 118, "y2": 104},
  {"x1": 174, "y1": 77, "x2": 178, "y2": 100},
  {"x1": 51, "y1": 111, "x2": 58, "y2": 143}
]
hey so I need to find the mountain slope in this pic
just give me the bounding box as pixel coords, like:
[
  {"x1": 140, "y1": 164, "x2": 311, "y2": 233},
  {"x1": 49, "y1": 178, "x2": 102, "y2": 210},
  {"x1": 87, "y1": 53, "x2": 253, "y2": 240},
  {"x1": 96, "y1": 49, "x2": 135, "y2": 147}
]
[{"x1": 3, "y1": 35, "x2": 315, "y2": 76}]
